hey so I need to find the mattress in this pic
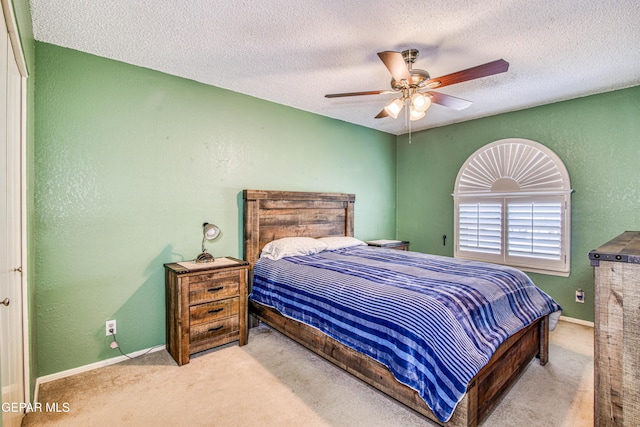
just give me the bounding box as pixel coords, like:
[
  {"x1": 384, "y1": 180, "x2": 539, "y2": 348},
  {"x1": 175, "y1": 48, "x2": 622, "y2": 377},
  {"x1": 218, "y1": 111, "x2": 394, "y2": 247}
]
[{"x1": 250, "y1": 246, "x2": 561, "y2": 422}]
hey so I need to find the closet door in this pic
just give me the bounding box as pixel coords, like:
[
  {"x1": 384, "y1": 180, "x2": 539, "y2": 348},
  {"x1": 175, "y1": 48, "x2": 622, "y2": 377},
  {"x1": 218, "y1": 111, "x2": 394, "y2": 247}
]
[{"x1": 0, "y1": 8, "x2": 25, "y2": 427}]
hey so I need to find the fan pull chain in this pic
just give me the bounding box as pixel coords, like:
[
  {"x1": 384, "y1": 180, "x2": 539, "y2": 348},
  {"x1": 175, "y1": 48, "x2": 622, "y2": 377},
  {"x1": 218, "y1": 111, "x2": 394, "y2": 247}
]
[{"x1": 407, "y1": 98, "x2": 412, "y2": 144}]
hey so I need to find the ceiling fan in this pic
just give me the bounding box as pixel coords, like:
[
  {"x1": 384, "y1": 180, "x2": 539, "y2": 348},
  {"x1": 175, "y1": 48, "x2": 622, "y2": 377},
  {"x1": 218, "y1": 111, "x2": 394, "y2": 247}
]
[{"x1": 325, "y1": 49, "x2": 509, "y2": 122}]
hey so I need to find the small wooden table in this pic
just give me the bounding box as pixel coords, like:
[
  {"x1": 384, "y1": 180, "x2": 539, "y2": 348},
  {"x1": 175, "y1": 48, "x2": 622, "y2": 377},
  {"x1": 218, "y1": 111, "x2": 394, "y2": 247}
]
[
  {"x1": 164, "y1": 257, "x2": 249, "y2": 366},
  {"x1": 366, "y1": 239, "x2": 410, "y2": 251}
]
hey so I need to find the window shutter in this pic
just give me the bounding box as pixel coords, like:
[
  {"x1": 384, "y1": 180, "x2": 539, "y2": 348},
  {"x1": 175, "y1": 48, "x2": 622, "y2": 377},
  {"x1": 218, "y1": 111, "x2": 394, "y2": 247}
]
[
  {"x1": 453, "y1": 138, "x2": 573, "y2": 276},
  {"x1": 459, "y1": 203, "x2": 502, "y2": 254},
  {"x1": 507, "y1": 202, "x2": 562, "y2": 260}
]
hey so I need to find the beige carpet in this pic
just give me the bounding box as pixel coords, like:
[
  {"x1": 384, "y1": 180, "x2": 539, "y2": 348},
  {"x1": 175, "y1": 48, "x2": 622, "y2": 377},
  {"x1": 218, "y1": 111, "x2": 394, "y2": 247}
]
[{"x1": 23, "y1": 320, "x2": 593, "y2": 427}]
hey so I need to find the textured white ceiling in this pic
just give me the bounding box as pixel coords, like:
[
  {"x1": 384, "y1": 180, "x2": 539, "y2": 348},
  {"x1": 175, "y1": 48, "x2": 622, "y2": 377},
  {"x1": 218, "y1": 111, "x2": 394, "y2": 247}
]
[{"x1": 29, "y1": 0, "x2": 640, "y2": 135}]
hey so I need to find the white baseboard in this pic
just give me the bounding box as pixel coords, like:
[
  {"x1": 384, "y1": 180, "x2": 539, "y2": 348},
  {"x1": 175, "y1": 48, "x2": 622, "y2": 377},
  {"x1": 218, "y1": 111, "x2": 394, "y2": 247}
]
[
  {"x1": 559, "y1": 315, "x2": 594, "y2": 328},
  {"x1": 33, "y1": 345, "x2": 166, "y2": 406}
]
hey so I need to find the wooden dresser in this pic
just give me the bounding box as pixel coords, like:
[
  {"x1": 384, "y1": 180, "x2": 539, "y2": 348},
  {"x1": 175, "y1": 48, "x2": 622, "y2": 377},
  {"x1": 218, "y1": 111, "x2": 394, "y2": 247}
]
[
  {"x1": 165, "y1": 257, "x2": 249, "y2": 366},
  {"x1": 589, "y1": 231, "x2": 640, "y2": 426}
]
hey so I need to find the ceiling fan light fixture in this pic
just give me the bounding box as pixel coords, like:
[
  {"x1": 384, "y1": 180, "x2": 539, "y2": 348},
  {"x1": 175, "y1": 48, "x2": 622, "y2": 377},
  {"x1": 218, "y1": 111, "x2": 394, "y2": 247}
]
[
  {"x1": 384, "y1": 98, "x2": 404, "y2": 119},
  {"x1": 324, "y1": 49, "x2": 508, "y2": 127},
  {"x1": 409, "y1": 108, "x2": 426, "y2": 121},
  {"x1": 411, "y1": 93, "x2": 431, "y2": 112}
]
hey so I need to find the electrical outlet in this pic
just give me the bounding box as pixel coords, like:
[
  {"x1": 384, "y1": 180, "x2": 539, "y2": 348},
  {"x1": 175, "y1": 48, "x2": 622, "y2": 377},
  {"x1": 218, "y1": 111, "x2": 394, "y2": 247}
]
[
  {"x1": 106, "y1": 320, "x2": 117, "y2": 336},
  {"x1": 575, "y1": 289, "x2": 585, "y2": 304}
]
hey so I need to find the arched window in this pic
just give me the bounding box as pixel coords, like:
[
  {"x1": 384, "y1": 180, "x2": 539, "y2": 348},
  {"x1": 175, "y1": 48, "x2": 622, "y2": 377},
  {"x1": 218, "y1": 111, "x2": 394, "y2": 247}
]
[{"x1": 453, "y1": 138, "x2": 573, "y2": 276}]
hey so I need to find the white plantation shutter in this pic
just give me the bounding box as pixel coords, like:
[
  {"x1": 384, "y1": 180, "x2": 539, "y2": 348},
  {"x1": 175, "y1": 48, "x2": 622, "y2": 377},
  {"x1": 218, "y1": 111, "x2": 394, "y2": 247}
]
[
  {"x1": 453, "y1": 139, "x2": 572, "y2": 276},
  {"x1": 507, "y1": 201, "x2": 562, "y2": 259},
  {"x1": 459, "y1": 203, "x2": 501, "y2": 254}
]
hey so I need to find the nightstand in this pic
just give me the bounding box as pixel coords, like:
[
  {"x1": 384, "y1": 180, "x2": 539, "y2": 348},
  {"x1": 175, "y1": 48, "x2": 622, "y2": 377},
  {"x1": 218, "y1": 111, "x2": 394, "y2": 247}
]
[
  {"x1": 164, "y1": 257, "x2": 249, "y2": 366},
  {"x1": 366, "y1": 239, "x2": 410, "y2": 251}
]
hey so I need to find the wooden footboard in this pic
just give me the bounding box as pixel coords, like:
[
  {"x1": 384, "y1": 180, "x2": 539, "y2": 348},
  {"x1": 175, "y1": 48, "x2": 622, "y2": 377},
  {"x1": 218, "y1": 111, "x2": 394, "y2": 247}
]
[{"x1": 250, "y1": 301, "x2": 548, "y2": 427}]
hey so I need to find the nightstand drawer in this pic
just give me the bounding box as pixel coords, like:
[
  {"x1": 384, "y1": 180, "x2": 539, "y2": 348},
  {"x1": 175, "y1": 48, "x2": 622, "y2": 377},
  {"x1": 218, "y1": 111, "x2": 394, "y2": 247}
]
[
  {"x1": 189, "y1": 270, "x2": 240, "y2": 304},
  {"x1": 189, "y1": 316, "x2": 239, "y2": 344},
  {"x1": 189, "y1": 297, "x2": 239, "y2": 325}
]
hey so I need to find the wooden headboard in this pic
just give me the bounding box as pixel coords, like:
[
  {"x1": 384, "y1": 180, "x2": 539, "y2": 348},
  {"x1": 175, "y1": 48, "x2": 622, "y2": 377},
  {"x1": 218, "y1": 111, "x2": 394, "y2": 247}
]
[{"x1": 243, "y1": 190, "x2": 355, "y2": 266}]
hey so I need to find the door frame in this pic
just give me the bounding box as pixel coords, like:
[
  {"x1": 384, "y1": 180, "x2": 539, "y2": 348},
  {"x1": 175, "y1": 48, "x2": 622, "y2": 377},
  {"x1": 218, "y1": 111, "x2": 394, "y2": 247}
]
[
  {"x1": 19, "y1": 62, "x2": 28, "y2": 408},
  {"x1": 2, "y1": 0, "x2": 30, "y2": 407}
]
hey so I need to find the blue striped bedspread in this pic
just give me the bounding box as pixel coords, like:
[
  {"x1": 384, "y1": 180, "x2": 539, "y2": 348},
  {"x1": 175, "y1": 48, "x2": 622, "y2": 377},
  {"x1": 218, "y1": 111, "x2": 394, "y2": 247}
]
[{"x1": 250, "y1": 246, "x2": 561, "y2": 422}]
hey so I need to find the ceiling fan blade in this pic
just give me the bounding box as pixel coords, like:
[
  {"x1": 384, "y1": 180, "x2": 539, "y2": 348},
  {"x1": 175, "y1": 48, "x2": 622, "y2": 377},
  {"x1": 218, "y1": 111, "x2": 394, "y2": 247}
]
[
  {"x1": 425, "y1": 59, "x2": 509, "y2": 89},
  {"x1": 377, "y1": 51, "x2": 413, "y2": 85},
  {"x1": 325, "y1": 90, "x2": 393, "y2": 98},
  {"x1": 374, "y1": 109, "x2": 389, "y2": 119},
  {"x1": 425, "y1": 91, "x2": 473, "y2": 110}
]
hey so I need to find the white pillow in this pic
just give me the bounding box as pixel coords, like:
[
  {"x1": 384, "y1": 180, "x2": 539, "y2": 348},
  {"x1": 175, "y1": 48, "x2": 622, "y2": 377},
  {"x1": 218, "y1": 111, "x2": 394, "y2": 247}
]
[
  {"x1": 317, "y1": 236, "x2": 366, "y2": 251},
  {"x1": 260, "y1": 237, "x2": 328, "y2": 260}
]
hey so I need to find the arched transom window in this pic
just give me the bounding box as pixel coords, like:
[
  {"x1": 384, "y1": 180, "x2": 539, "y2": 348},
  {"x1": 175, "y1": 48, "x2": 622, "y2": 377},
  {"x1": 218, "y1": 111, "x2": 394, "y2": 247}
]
[{"x1": 453, "y1": 138, "x2": 573, "y2": 276}]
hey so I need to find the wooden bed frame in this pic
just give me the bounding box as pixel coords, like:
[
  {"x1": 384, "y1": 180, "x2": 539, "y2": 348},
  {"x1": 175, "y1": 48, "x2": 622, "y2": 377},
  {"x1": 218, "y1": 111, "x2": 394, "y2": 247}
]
[{"x1": 242, "y1": 189, "x2": 549, "y2": 427}]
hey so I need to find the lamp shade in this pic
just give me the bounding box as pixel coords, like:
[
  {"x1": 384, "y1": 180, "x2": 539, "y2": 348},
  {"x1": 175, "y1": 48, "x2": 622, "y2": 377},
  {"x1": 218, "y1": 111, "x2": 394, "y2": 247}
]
[
  {"x1": 196, "y1": 222, "x2": 221, "y2": 263},
  {"x1": 411, "y1": 93, "x2": 431, "y2": 113},
  {"x1": 203, "y1": 223, "x2": 221, "y2": 240},
  {"x1": 383, "y1": 98, "x2": 404, "y2": 119},
  {"x1": 409, "y1": 109, "x2": 426, "y2": 121}
]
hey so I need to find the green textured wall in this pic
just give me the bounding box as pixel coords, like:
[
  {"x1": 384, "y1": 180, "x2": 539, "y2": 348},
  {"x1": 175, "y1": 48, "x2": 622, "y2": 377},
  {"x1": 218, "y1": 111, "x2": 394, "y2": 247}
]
[
  {"x1": 34, "y1": 42, "x2": 397, "y2": 376},
  {"x1": 397, "y1": 85, "x2": 640, "y2": 322},
  {"x1": 29, "y1": 40, "x2": 640, "y2": 377}
]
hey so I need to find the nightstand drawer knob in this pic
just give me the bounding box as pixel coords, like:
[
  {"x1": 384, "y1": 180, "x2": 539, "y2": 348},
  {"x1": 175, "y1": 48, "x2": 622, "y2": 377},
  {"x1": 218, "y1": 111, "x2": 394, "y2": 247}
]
[
  {"x1": 207, "y1": 325, "x2": 224, "y2": 332},
  {"x1": 207, "y1": 286, "x2": 224, "y2": 293},
  {"x1": 208, "y1": 308, "x2": 224, "y2": 314}
]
